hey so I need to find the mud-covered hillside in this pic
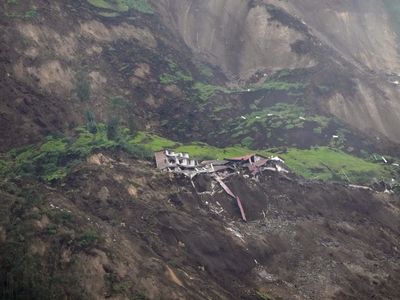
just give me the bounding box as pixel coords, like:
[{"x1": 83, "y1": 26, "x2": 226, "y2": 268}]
[
  {"x1": 1, "y1": 1, "x2": 400, "y2": 299},
  {"x1": 1, "y1": 151, "x2": 399, "y2": 300},
  {"x1": 156, "y1": 0, "x2": 400, "y2": 143},
  {"x1": 2, "y1": 0, "x2": 400, "y2": 152}
]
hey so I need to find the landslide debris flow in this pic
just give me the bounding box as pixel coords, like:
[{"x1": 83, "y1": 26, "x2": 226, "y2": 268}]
[
  {"x1": 1, "y1": 152, "x2": 399, "y2": 299},
  {"x1": 1, "y1": 1, "x2": 400, "y2": 299}
]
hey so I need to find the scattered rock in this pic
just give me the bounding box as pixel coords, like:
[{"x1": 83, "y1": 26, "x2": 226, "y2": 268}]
[{"x1": 98, "y1": 186, "x2": 110, "y2": 201}]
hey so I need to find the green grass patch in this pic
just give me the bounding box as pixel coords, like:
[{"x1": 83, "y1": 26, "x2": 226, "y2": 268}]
[
  {"x1": 97, "y1": 11, "x2": 121, "y2": 17},
  {"x1": 224, "y1": 102, "x2": 331, "y2": 141},
  {"x1": 191, "y1": 78, "x2": 306, "y2": 102},
  {"x1": 281, "y1": 147, "x2": 391, "y2": 183},
  {"x1": 193, "y1": 83, "x2": 217, "y2": 101},
  {"x1": 0, "y1": 126, "x2": 394, "y2": 185},
  {"x1": 129, "y1": 132, "x2": 394, "y2": 184},
  {"x1": 159, "y1": 59, "x2": 193, "y2": 85},
  {"x1": 160, "y1": 72, "x2": 192, "y2": 85},
  {"x1": 87, "y1": 0, "x2": 153, "y2": 14},
  {"x1": 0, "y1": 124, "x2": 152, "y2": 182},
  {"x1": 129, "y1": 132, "x2": 179, "y2": 150}
]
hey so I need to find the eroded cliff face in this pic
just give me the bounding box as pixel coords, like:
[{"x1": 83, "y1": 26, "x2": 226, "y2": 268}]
[
  {"x1": 273, "y1": 0, "x2": 400, "y2": 73},
  {"x1": 154, "y1": 0, "x2": 316, "y2": 79},
  {"x1": 156, "y1": 0, "x2": 400, "y2": 77},
  {"x1": 154, "y1": 0, "x2": 400, "y2": 143},
  {"x1": 1, "y1": 0, "x2": 400, "y2": 150}
]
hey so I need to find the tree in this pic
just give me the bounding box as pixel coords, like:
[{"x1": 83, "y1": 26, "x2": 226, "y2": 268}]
[
  {"x1": 107, "y1": 117, "x2": 119, "y2": 140},
  {"x1": 84, "y1": 111, "x2": 97, "y2": 134},
  {"x1": 75, "y1": 73, "x2": 91, "y2": 102}
]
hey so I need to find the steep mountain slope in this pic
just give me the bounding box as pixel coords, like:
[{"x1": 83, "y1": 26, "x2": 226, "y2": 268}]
[
  {"x1": 1, "y1": 1, "x2": 400, "y2": 300},
  {"x1": 1, "y1": 152, "x2": 399, "y2": 300},
  {"x1": 156, "y1": 0, "x2": 400, "y2": 77},
  {"x1": 1, "y1": 0, "x2": 400, "y2": 152},
  {"x1": 156, "y1": 0, "x2": 400, "y2": 143}
]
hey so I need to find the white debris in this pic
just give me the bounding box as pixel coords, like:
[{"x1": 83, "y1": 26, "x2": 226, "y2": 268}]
[
  {"x1": 349, "y1": 184, "x2": 373, "y2": 191},
  {"x1": 263, "y1": 73, "x2": 267, "y2": 77},
  {"x1": 392, "y1": 163, "x2": 399, "y2": 167},
  {"x1": 255, "y1": 116, "x2": 261, "y2": 119},
  {"x1": 247, "y1": 89, "x2": 251, "y2": 92},
  {"x1": 332, "y1": 135, "x2": 339, "y2": 139},
  {"x1": 382, "y1": 156, "x2": 388, "y2": 164},
  {"x1": 299, "y1": 117, "x2": 306, "y2": 120},
  {"x1": 276, "y1": 164, "x2": 289, "y2": 173},
  {"x1": 241, "y1": 116, "x2": 247, "y2": 120},
  {"x1": 267, "y1": 113, "x2": 274, "y2": 117},
  {"x1": 269, "y1": 156, "x2": 285, "y2": 163},
  {"x1": 226, "y1": 227, "x2": 245, "y2": 242},
  {"x1": 182, "y1": 270, "x2": 194, "y2": 280}
]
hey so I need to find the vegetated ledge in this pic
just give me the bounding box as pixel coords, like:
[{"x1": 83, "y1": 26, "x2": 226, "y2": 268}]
[{"x1": 0, "y1": 124, "x2": 398, "y2": 187}]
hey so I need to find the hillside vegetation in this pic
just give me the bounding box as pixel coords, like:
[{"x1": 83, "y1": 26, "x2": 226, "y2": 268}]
[{"x1": 1, "y1": 125, "x2": 397, "y2": 185}]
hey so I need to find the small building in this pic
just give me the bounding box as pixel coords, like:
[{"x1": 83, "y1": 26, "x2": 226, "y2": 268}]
[
  {"x1": 155, "y1": 150, "x2": 289, "y2": 177},
  {"x1": 225, "y1": 154, "x2": 268, "y2": 168},
  {"x1": 199, "y1": 159, "x2": 233, "y2": 173},
  {"x1": 155, "y1": 150, "x2": 198, "y2": 172}
]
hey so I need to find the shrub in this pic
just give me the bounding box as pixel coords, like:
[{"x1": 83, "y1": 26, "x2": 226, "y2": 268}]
[
  {"x1": 193, "y1": 82, "x2": 217, "y2": 101},
  {"x1": 125, "y1": 0, "x2": 153, "y2": 13},
  {"x1": 75, "y1": 73, "x2": 91, "y2": 101},
  {"x1": 24, "y1": 5, "x2": 38, "y2": 18},
  {"x1": 78, "y1": 231, "x2": 99, "y2": 249},
  {"x1": 159, "y1": 58, "x2": 192, "y2": 85},
  {"x1": 85, "y1": 111, "x2": 97, "y2": 134},
  {"x1": 107, "y1": 117, "x2": 119, "y2": 141},
  {"x1": 241, "y1": 136, "x2": 254, "y2": 148},
  {"x1": 122, "y1": 143, "x2": 153, "y2": 160}
]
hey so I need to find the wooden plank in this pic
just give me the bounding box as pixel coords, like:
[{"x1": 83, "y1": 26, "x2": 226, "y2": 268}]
[
  {"x1": 236, "y1": 196, "x2": 247, "y2": 222},
  {"x1": 215, "y1": 176, "x2": 247, "y2": 222}
]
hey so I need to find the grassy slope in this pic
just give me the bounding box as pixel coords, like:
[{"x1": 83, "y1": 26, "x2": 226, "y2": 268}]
[
  {"x1": 133, "y1": 132, "x2": 394, "y2": 184},
  {"x1": 0, "y1": 126, "x2": 396, "y2": 184},
  {"x1": 87, "y1": 0, "x2": 153, "y2": 14}
]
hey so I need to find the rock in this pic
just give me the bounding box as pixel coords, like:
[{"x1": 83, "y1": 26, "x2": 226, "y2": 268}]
[
  {"x1": 87, "y1": 153, "x2": 114, "y2": 166},
  {"x1": 127, "y1": 185, "x2": 138, "y2": 197},
  {"x1": 98, "y1": 186, "x2": 110, "y2": 201}
]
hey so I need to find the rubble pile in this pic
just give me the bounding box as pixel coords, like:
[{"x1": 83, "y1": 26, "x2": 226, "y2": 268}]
[
  {"x1": 154, "y1": 150, "x2": 289, "y2": 179},
  {"x1": 154, "y1": 149, "x2": 290, "y2": 222}
]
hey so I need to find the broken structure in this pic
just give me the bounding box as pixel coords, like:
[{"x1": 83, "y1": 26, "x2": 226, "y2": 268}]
[
  {"x1": 154, "y1": 150, "x2": 289, "y2": 177},
  {"x1": 154, "y1": 150, "x2": 290, "y2": 222}
]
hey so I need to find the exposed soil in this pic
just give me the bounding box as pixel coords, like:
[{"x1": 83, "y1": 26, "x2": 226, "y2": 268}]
[
  {"x1": 1, "y1": 152, "x2": 399, "y2": 299},
  {"x1": 1, "y1": 2, "x2": 400, "y2": 298},
  {"x1": 1, "y1": 0, "x2": 400, "y2": 153}
]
